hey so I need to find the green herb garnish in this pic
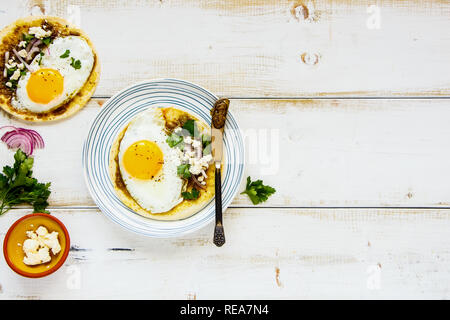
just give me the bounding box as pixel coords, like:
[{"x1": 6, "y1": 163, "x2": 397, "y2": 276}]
[
  {"x1": 0, "y1": 149, "x2": 51, "y2": 215},
  {"x1": 202, "y1": 134, "x2": 211, "y2": 155},
  {"x1": 38, "y1": 52, "x2": 44, "y2": 66},
  {"x1": 6, "y1": 68, "x2": 16, "y2": 77},
  {"x1": 60, "y1": 49, "x2": 70, "y2": 58},
  {"x1": 202, "y1": 134, "x2": 211, "y2": 148},
  {"x1": 5, "y1": 81, "x2": 17, "y2": 90},
  {"x1": 182, "y1": 119, "x2": 199, "y2": 137},
  {"x1": 166, "y1": 132, "x2": 183, "y2": 148},
  {"x1": 177, "y1": 163, "x2": 191, "y2": 179},
  {"x1": 42, "y1": 37, "x2": 53, "y2": 46},
  {"x1": 70, "y1": 57, "x2": 82, "y2": 69},
  {"x1": 181, "y1": 188, "x2": 199, "y2": 200},
  {"x1": 22, "y1": 33, "x2": 34, "y2": 45},
  {"x1": 240, "y1": 176, "x2": 276, "y2": 205}
]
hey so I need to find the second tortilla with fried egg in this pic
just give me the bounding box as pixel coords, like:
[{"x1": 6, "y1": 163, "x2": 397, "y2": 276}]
[{"x1": 0, "y1": 16, "x2": 100, "y2": 122}]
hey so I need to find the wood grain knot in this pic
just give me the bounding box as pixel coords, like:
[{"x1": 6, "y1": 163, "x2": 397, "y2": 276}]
[
  {"x1": 292, "y1": 4, "x2": 309, "y2": 20},
  {"x1": 29, "y1": 0, "x2": 46, "y2": 15},
  {"x1": 301, "y1": 52, "x2": 320, "y2": 65},
  {"x1": 292, "y1": 1, "x2": 319, "y2": 22}
]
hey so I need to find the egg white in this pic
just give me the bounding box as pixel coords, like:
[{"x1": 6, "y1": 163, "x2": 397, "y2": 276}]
[
  {"x1": 118, "y1": 108, "x2": 185, "y2": 214},
  {"x1": 12, "y1": 36, "x2": 94, "y2": 113}
]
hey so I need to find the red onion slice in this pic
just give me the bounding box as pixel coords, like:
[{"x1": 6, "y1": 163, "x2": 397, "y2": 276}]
[
  {"x1": 25, "y1": 38, "x2": 37, "y2": 52},
  {"x1": 0, "y1": 126, "x2": 45, "y2": 155}
]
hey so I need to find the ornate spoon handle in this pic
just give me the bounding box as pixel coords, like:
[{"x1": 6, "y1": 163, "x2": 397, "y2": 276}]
[{"x1": 213, "y1": 166, "x2": 225, "y2": 247}]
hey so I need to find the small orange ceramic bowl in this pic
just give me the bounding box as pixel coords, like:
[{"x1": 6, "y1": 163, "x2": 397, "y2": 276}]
[{"x1": 3, "y1": 213, "x2": 70, "y2": 278}]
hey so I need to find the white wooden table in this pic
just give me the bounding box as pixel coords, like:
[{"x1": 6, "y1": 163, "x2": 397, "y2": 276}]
[{"x1": 1, "y1": 0, "x2": 450, "y2": 299}]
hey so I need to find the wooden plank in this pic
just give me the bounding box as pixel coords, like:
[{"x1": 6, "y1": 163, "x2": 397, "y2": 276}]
[
  {"x1": 2, "y1": 98, "x2": 450, "y2": 208},
  {"x1": 1, "y1": 0, "x2": 449, "y2": 97},
  {"x1": 1, "y1": 208, "x2": 449, "y2": 299}
]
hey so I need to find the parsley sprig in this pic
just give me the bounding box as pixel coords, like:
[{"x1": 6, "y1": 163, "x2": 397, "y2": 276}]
[
  {"x1": 166, "y1": 132, "x2": 183, "y2": 148},
  {"x1": 177, "y1": 163, "x2": 191, "y2": 179},
  {"x1": 70, "y1": 57, "x2": 82, "y2": 69},
  {"x1": 182, "y1": 188, "x2": 199, "y2": 200},
  {"x1": 241, "y1": 176, "x2": 276, "y2": 205},
  {"x1": 0, "y1": 150, "x2": 51, "y2": 215},
  {"x1": 60, "y1": 49, "x2": 70, "y2": 58}
]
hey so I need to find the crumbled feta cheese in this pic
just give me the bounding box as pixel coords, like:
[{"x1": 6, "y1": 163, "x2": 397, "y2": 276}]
[
  {"x1": 189, "y1": 163, "x2": 203, "y2": 175},
  {"x1": 23, "y1": 239, "x2": 39, "y2": 252},
  {"x1": 5, "y1": 60, "x2": 17, "y2": 69},
  {"x1": 22, "y1": 226, "x2": 61, "y2": 266},
  {"x1": 17, "y1": 49, "x2": 27, "y2": 58},
  {"x1": 18, "y1": 41, "x2": 27, "y2": 48},
  {"x1": 201, "y1": 181, "x2": 206, "y2": 185},
  {"x1": 43, "y1": 232, "x2": 61, "y2": 255},
  {"x1": 174, "y1": 127, "x2": 182, "y2": 134},
  {"x1": 192, "y1": 139, "x2": 201, "y2": 149},
  {"x1": 17, "y1": 63, "x2": 24, "y2": 70},
  {"x1": 188, "y1": 157, "x2": 204, "y2": 175},
  {"x1": 38, "y1": 247, "x2": 51, "y2": 263},
  {"x1": 189, "y1": 150, "x2": 197, "y2": 157},
  {"x1": 23, "y1": 252, "x2": 42, "y2": 265},
  {"x1": 10, "y1": 69, "x2": 21, "y2": 81},
  {"x1": 28, "y1": 26, "x2": 52, "y2": 39},
  {"x1": 5, "y1": 82, "x2": 12, "y2": 88},
  {"x1": 198, "y1": 175, "x2": 204, "y2": 182},
  {"x1": 36, "y1": 226, "x2": 48, "y2": 236},
  {"x1": 182, "y1": 154, "x2": 190, "y2": 162},
  {"x1": 197, "y1": 154, "x2": 212, "y2": 168},
  {"x1": 26, "y1": 230, "x2": 37, "y2": 239},
  {"x1": 184, "y1": 136, "x2": 193, "y2": 144},
  {"x1": 202, "y1": 154, "x2": 212, "y2": 163}
]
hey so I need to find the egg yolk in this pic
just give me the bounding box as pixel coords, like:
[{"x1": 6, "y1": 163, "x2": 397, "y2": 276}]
[
  {"x1": 123, "y1": 140, "x2": 164, "y2": 180},
  {"x1": 26, "y1": 68, "x2": 64, "y2": 104}
]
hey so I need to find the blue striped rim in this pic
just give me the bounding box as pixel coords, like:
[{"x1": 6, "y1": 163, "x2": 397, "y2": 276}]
[{"x1": 82, "y1": 79, "x2": 244, "y2": 237}]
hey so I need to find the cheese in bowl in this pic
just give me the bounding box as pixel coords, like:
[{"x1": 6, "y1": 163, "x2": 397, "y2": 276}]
[
  {"x1": 3, "y1": 213, "x2": 70, "y2": 278},
  {"x1": 109, "y1": 107, "x2": 215, "y2": 221},
  {"x1": 0, "y1": 16, "x2": 100, "y2": 121}
]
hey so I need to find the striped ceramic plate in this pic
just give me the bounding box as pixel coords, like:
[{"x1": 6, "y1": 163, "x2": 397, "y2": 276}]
[{"x1": 82, "y1": 79, "x2": 244, "y2": 237}]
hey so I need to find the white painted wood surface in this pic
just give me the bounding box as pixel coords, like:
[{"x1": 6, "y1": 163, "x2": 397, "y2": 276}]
[
  {"x1": 0, "y1": 0, "x2": 449, "y2": 300},
  {"x1": 1, "y1": 0, "x2": 449, "y2": 97},
  {"x1": 2, "y1": 98, "x2": 450, "y2": 208},
  {"x1": 1, "y1": 208, "x2": 450, "y2": 299}
]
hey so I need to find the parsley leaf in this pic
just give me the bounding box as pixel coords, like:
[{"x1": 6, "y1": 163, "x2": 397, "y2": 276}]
[
  {"x1": 22, "y1": 33, "x2": 34, "y2": 45},
  {"x1": 181, "y1": 188, "x2": 200, "y2": 200},
  {"x1": 0, "y1": 149, "x2": 51, "y2": 215},
  {"x1": 202, "y1": 134, "x2": 211, "y2": 148},
  {"x1": 166, "y1": 132, "x2": 183, "y2": 148},
  {"x1": 42, "y1": 37, "x2": 53, "y2": 46},
  {"x1": 202, "y1": 134, "x2": 211, "y2": 155},
  {"x1": 177, "y1": 164, "x2": 191, "y2": 179},
  {"x1": 182, "y1": 119, "x2": 199, "y2": 137},
  {"x1": 60, "y1": 49, "x2": 70, "y2": 58},
  {"x1": 6, "y1": 68, "x2": 15, "y2": 76},
  {"x1": 5, "y1": 80, "x2": 18, "y2": 90},
  {"x1": 38, "y1": 52, "x2": 44, "y2": 66},
  {"x1": 240, "y1": 176, "x2": 276, "y2": 205},
  {"x1": 70, "y1": 57, "x2": 82, "y2": 69}
]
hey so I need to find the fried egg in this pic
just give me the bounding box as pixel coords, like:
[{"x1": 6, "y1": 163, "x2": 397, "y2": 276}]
[
  {"x1": 118, "y1": 108, "x2": 185, "y2": 213},
  {"x1": 12, "y1": 36, "x2": 94, "y2": 113}
]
